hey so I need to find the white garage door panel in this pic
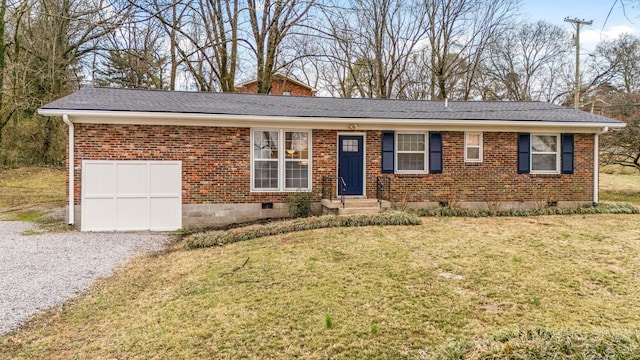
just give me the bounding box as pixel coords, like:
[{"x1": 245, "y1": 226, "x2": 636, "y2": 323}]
[
  {"x1": 83, "y1": 198, "x2": 116, "y2": 231},
  {"x1": 84, "y1": 163, "x2": 115, "y2": 195},
  {"x1": 82, "y1": 161, "x2": 182, "y2": 231},
  {"x1": 117, "y1": 163, "x2": 148, "y2": 194},
  {"x1": 116, "y1": 198, "x2": 149, "y2": 230},
  {"x1": 150, "y1": 198, "x2": 182, "y2": 230},
  {"x1": 150, "y1": 163, "x2": 181, "y2": 194}
]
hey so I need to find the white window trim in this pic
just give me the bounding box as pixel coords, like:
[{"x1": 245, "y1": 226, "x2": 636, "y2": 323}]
[
  {"x1": 251, "y1": 129, "x2": 280, "y2": 191},
  {"x1": 283, "y1": 131, "x2": 311, "y2": 191},
  {"x1": 464, "y1": 131, "x2": 483, "y2": 163},
  {"x1": 395, "y1": 132, "x2": 428, "y2": 174},
  {"x1": 530, "y1": 133, "x2": 560, "y2": 175},
  {"x1": 251, "y1": 129, "x2": 313, "y2": 192}
]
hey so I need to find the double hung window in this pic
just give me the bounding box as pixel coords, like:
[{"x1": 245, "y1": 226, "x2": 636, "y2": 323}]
[
  {"x1": 382, "y1": 131, "x2": 441, "y2": 174},
  {"x1": 253, "y1": 130, "x2": 311, "y2": 191},
  {"x1": 465, "y1": 132, "x2": 483, "y2": 162},
  {"x1": 530, "y1": 134, "x2": 559, "y2": 173},
  {"x1": 396, "y1": 133, "x2": 427, "y2": 173}
]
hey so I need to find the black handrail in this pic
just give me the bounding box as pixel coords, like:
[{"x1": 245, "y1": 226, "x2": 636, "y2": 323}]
[
  {"x1": 322, "y1": 176, "x2": 347, "y2": 208},
  {"x1": 376, "y1": 176, "x2": 391, "y2": 207},
  {"x1": 338, "y1": 176, "x2": 346, "y2": 208}
]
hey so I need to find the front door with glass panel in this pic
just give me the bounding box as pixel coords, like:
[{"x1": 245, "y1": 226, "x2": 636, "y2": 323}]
[{"x1": 338, "y1": 135, "x2": 364, "y2": 195}]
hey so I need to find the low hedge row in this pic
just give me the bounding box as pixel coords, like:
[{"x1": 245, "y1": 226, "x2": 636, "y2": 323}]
[
  {"x1": 415, "y1": 203, "x2": 639, "y2": 218},
  {"x1": 182, "y1": 203, "x2": 638, "y2": 249},
  {"x1": 431, "y1": 327, "x2": 640, "y2": 359},
  {"x1": 183, "y1": 211, "x2": 421, "y2": 249}
]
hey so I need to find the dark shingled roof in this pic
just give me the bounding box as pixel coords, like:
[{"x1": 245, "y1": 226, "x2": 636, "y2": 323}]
[{"x1": 40, "y1": 87, "x2": 622, "y2": 124}]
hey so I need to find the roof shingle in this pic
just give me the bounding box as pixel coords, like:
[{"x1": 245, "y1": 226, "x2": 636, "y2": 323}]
[{"x1": 40, "y1": 87, "x2": 623, "y2": 124}]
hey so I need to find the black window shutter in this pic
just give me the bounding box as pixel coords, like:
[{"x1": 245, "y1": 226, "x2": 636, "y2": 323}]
[
  {"x1": 561, "y1": 133, "x2": 574, "y2": 174},
  {"x1": 429, "y1": 132, "x2": 442, "y2": 174},
  {"x1": 517, "y1": 133, "x2": 530, "y2": 174},
  {"x1": 381, "y1": 131, "x2": 394, "y2": 174}
]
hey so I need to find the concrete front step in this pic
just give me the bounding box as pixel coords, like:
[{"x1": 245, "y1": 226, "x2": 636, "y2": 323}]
[
  {"x1": 321, "y1": 198, "x2": 391, "y2": 216},
  {"x1": 321, "y1": 198, "x2": 391, "y2": 209}
]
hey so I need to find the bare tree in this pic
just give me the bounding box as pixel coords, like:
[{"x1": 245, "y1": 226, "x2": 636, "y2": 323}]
[
  {"x1": 209, "y1": 0, "x2": 240, "y2": 91},
  {"x1": 0, "y1": 0, "x2": 10, "y2": 141},
  {"x1": 592, "y1": 33, "x2": 640, "y2": 94},
  {"x1": 276, "y1": 31, "x2": 321, "y2": 90},
  {"x1": 484, "y1": 21, "x2": 572, "y2": 101},
  {"x1": 587, "y1": 34, "x2": 640, "y2": 172},
  {"x1": 16, "y1": 0, "x2": 132, "y2": 98},
  {"x1": 597, "y1": 91, "x2": 640, "y2": 172},
  {"x1": 313, "y1": 3, "x2": 362, "y2": 98},
  {"x1": 144, "y1": 0, "x2": 187, "y2": 90},
  {"x1": 424, "y1": 0, "x2": 518, "y2": 100},
  {"x1": 555, "y1": 35, "x2": 633, "y2": 106},
  {"x1": 246, "y1": 0, "x2": 315, "y2": 93},
  {"x1": 602, "y1": 124, "x2": 640, "y2": 171},
  {"x1": 316, "y1": 0, "x2": 427, "y2": 99},
  {"x1": 396, "y1": 52, "x2": 432, "y2": 99},
  {"x1": 96, "y1": 18, "x2": 169, "y2": 89},
  {"x1": 142, "y1": 0, "x2": 240, "y2": 92},
  {"x1": 0, "y1": 0, "x2": 132, "y2": 165}
]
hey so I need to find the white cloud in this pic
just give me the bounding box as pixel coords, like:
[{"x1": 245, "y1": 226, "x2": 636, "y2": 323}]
[{"x1": 580, "y1": 25, "x2": 640, "y2": 50}]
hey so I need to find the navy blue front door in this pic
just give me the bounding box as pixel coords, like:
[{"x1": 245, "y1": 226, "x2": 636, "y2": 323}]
[{"x1": 338, "y1": 135, "x2": 364, "y2": 195}]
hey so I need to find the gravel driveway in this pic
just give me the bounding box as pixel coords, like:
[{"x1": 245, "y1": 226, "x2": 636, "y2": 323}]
[{"x1": 0, "y1": 221, "x2": 173, "y2": 336}]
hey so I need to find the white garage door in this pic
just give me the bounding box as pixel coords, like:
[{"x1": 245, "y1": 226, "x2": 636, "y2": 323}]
[{"x1": 81, "y1": 160, "x2": 182, "y2": 231}]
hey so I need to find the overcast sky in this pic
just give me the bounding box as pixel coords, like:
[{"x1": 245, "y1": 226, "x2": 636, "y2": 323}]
[{"x1": 520, "y1": 0, "x2": 640, "y2": 51}]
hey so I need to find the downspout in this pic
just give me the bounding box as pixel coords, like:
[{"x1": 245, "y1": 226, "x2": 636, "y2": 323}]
[
  {"x1": 62, "y1": 114, "x2": 74, "y2": 225},
  {"x1": 593, "y1": 127, "x2": 608, "y2": 205}
]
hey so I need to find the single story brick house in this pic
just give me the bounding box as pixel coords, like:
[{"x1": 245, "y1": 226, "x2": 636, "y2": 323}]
[{"x1": 39, "y1": 87, "x2": 624, "y2": 231}]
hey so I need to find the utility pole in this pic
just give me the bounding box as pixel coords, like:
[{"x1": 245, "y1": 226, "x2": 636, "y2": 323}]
[{"x1": 564, "y1": 17, "x2": 593, "y2": 109}]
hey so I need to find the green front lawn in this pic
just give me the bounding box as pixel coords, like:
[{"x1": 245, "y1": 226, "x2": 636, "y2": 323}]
[
  {"x1": 600, "y1": 171, "x2": 640, "y2": 204},
  {"x1": 0, "y1": 167, "x2": 66, "y2": 222},
  {"x1": 2, "y1": 215, "x2": 639, "y2": 358}
]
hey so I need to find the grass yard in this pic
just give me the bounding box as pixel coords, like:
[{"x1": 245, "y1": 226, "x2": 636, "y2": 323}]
[
  {"x1": 600, "y1": 169, "x2": 640, "y2": 204},
  {"x1": 0, "y1": 167, "x2": 66, "y2": 221},
  {"x1": 1, "y1": 214, "x2": 639, "y2": 359}
]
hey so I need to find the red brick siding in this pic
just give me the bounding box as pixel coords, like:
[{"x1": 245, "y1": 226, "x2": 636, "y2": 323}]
[
  {"x1": 74, "y1": 125, "x2": 336, "y2": 205},
  {"x1": 71, "y1": 125, "x2": 593, "y2": 205},
  {"x1": 365, "y1": 131, "x2": 593, "y2": 203},
  {"x1": 310, "y1": 129, "x2": 338, "y2": 199},
  {"x1": 238, "y1": 79, "x2": 314, "y2": 96}
]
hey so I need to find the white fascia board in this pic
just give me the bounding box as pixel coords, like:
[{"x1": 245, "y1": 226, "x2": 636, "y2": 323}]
[{"x1": 38, "y1": 108, "x2": 625, "y2": 133}]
